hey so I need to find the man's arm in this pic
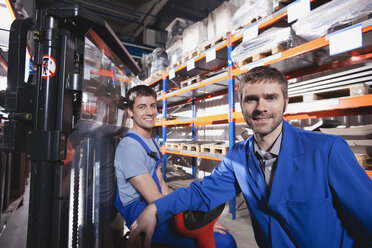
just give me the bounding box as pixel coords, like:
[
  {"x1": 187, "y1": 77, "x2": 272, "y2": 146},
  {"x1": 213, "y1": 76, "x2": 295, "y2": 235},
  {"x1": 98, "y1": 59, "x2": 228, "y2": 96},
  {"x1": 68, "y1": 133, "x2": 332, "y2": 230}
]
[
  {"x1": 128, "y1": 147, "x2": 241, "y2": 247},
  {"x1": 328, "y1": 137, "x2": 372, "y2": 244},
  {"x1": 129, "y1": 173, "x2": 163, "y2": 204},
  {"x1": 127, "y1": 203, "x2": 157, "y2": 248}
]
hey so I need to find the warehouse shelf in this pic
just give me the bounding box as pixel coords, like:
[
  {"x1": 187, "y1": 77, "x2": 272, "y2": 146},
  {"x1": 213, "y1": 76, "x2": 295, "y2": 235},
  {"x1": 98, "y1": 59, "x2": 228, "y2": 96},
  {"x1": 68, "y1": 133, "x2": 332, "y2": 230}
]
[
  {"x1": 233, "y1": 20, "x2": 372, "y2": 77},
  {"x1": 147, "y1": 0, "x2": 322, "y2": 88},
  {"x1": 157, "y1": 94, "x2": 372, "y2": 127},
  {"x1": 155, "y1": 113, "x2": 229, "y2": 127},
  {"x1": 152, "y1": 22, "x2": 372, "y2": 108},
  {"x1": 149, "y1": 3, "x2": 372, "y2": 218}
]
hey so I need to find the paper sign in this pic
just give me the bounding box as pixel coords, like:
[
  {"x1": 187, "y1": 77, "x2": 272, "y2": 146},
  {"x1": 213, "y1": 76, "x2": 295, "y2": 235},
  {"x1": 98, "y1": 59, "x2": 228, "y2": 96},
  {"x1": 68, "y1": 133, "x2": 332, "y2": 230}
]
[
  {"x1": 287, "y1": 0, "x2": 310, "y2": 23},
  {"x1": 243, "y1": 24, "x2": 258, "y2": 43},
  {"x1": 187, "y1": 59, "x2": 195, "y2": 71},
  {"x1": 206, "y1": 48, "x2": 216, "y2": 62},
  {"x1": 172, "y1": 54, "x2": 178, "y2": 64},
  {"x1": 329, "y1": 24, "x2": 362, "y2": 55},
  {"x1": 169, "y1": 69, "x2": 175, "y2": 79}
]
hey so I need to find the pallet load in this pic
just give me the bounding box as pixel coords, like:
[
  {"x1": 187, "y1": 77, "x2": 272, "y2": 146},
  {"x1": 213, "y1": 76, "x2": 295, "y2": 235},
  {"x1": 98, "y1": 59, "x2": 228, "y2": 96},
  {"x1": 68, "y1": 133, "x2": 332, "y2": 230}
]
[
  {"x1": 165, "y1": 18, "x2": 193, "y2": 68},
  {"x1": 292, "y1": 0, "x2": 372, "y2": 41},
  {"x1": 206, "y1": 2, "x2": 238, "y2": 45},
  {"x1": 231, "y1": 0, "x2": 273, "y2": 31},
  {"x1": 231, "y1": 27, "x2": 319, "y2": 73},
  {"x1": 182, "y1": 19, "x2": 207, "y2": 60},
  {"x1": 320, "y1": 124, "x2": 372, "y2": 170},
  {"x1": 150, "y1": 48, "x2": 169, "y2": 78}
]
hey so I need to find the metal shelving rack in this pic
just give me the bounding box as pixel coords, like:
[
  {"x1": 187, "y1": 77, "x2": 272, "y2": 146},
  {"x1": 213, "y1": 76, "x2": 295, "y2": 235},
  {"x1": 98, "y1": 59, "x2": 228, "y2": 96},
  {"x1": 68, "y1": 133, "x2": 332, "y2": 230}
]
[{"x1": 147, "y1": 1, "x2": 372, "y2": 217}]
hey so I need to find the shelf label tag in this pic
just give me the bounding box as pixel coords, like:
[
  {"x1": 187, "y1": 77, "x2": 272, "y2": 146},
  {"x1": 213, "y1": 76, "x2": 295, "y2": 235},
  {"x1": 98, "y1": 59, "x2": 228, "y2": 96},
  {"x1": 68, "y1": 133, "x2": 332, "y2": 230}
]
[
  {"x1": 329, "y1": 24, "x2": 362, "y2": 55},
  {"x1": 206, "y1": 48, "x2": 216, "y2": 62},
  {"x1": 243, "y1": 23, "x2": 258, "y2": 43},
  {"x1": 187, "y1": 59, "x2": 195, "y2": 71},
  {"x1": 287, "y1": 0, "x2": 310, "y2": 23},
  {"x1": 169, "y1": 69, "x2": 175, "y2": 79}
]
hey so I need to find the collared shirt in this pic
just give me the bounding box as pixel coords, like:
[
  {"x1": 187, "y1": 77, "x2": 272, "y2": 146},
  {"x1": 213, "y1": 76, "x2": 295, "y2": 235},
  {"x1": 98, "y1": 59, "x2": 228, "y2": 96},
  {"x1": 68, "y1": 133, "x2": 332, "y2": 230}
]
[{"x1": 254, "y1": 132, "x2": 282, "y2": 191}]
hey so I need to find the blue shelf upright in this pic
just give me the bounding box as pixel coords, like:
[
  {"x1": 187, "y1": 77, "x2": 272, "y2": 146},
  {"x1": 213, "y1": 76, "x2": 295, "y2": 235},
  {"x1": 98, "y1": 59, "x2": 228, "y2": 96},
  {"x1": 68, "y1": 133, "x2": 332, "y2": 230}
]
[
  {"x1": 192, "y1": 97, "x2": 197, "y2": 178},
  {"x1": 162, "y1": 72, "x2": 167, "y2": 182},
  {"x1": 227, "y1": 33, "x2": 236, "y2": 219}
]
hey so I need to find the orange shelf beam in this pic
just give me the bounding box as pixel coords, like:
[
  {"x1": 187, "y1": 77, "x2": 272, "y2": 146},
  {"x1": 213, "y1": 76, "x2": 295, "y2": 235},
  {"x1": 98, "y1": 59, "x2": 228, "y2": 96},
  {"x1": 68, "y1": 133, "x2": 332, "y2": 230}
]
[
  {"x1": 165, "y1": 150, "x2": 222, "y2": 161},
  {"x1": 165, "y1": 74, "x2": 229, "y2": 99},
  {"x1": 233, "y1": 94, "x2": 372, "y2": 122}
]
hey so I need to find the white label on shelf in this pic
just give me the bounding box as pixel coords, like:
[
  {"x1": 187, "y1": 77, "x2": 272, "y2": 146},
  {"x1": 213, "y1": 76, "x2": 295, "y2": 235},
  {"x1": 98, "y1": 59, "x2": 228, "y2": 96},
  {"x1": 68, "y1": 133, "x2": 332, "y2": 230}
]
[
  {"x1": 287, "y1": 0, "x2": 310, "y2": 23},
  {"x1": 242, "y1": 24, "x2": 258, "y2": 43},
  {"x1": 187, "y1": 59, "x2": 195, "y2": 71},
  {"x1": 172, "y1": 54, "x2": 178, "y2": 64},
  {"x1": 329, "y1": 24, "x2": 362, "y2": 55},
  {"x1": 169, "y1": 69, "x2": 175, "y2": 79},
  {"x1": 206, "y1": 48, "x2": 216, "y2": 62}
]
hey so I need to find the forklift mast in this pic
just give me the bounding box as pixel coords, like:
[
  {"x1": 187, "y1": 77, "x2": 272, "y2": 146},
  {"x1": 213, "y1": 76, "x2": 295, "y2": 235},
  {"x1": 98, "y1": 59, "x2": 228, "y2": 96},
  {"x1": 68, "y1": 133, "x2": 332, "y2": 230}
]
[{"x1": 3, "y1": 4, "x2": 139, "y2": 248}]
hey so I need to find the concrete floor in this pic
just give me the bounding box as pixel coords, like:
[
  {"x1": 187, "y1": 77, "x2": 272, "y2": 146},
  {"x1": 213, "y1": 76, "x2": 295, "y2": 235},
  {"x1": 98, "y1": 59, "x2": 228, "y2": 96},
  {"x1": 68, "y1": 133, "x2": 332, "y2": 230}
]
[
  {"x1": 0, "y1": 179, "x2": 29, "y2": 248},
  {"x1": 0, "y1": 178, "x2": 258, "y2": 248}
]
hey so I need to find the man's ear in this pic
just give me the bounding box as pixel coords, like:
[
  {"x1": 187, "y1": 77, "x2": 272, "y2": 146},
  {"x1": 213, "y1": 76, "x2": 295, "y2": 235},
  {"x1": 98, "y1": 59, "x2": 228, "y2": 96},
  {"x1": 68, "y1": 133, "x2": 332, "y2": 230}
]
[
  {"x1": 284, "y1": 97, "x2": 289, "y2": 113},
  {"x1": 128, "y1": 108, "x2": 134, "y2": 118}
]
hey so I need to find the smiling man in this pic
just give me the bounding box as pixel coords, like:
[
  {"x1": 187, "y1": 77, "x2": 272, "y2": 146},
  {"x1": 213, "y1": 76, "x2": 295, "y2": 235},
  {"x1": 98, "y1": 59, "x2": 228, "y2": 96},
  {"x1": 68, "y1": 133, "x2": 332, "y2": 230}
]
[
  {"x1": 129, "y1": 67, "x2": 372, "y2": 248},
  {"x1": 114, "y1": 85, "x2": 236, "y2": 247}
]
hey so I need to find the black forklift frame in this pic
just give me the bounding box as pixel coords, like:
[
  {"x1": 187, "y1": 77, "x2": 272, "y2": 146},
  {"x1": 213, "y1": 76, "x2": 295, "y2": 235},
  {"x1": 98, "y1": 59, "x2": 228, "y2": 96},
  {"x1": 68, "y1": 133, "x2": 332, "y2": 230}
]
[{"x1": 4, "y1": 4, "x2": 139, "y2": 248}]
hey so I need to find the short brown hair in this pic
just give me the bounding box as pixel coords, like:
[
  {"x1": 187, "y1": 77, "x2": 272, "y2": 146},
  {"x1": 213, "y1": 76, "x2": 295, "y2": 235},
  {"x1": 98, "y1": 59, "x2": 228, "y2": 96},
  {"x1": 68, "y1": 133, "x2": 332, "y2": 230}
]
[
  {"x1": 127, "y1": 85, "x2": 157, "y2": 109},
  {"x1": 238, "y1": 66, "x2": 288, "y2": 104}
]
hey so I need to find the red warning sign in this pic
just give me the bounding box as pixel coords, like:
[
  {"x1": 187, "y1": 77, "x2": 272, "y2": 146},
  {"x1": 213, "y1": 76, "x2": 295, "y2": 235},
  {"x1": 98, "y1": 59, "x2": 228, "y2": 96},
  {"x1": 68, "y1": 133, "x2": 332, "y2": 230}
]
[{"x1": 41, "y1": 54, "x2": 57, "y2": 79}]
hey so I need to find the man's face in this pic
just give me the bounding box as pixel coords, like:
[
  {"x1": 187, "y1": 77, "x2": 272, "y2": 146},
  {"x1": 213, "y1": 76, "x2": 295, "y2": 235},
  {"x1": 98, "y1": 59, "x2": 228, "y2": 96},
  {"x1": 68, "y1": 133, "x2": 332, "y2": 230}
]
[
  {"x1": 241, "y1": 80, "x2": 288, "y2": 138},
  {"x1": 128, "y1": 95, "x2": 158, "y2": 132}
]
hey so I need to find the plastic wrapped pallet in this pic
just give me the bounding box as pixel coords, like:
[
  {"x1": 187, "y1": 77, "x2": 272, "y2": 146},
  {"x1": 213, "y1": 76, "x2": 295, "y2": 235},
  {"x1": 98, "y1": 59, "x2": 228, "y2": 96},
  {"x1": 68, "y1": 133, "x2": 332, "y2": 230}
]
[
  {"x1": 182, "y1": 19, "x2": 207, "y2": 57},
  {"x1": 231, "y1": 27, "x2": 320, "y2": 72},
  {"x1": 138, "y1": 53, "x2": 152, "y2": 80},
  {"x1": 229, "y1": 0, "x2": 246, "y2": 8},
  {"x1": 207, "y1": 2, "x2": 238, "y2": 42},
  {"x1": 165, "y1": 17, "x2": 193, "y2": 49},
  {"x1": 231, "y1": 0, "x2": 273, "y2": 31},
  {"x1": 150, "y1": 48, "x2": 169, "y2": 75},
  {"x1": 166, "y1": 38, "x2": 182, "y2": 67},
  {"x1": 292, "y1": 0, "x2": 372, "y2": 41}
]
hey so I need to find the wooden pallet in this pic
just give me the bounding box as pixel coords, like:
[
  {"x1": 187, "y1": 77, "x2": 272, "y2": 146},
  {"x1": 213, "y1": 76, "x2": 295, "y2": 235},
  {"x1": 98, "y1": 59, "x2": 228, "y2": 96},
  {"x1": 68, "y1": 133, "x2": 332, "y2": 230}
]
[
  {"x1": 166, "y1": 60, "x2": 182, "y2": 72},
  {"x1": 182, "y1": 49, "x2": 201, "y2": 63},
  {"x1": 355, "y1": 154, "x2": 372, "y2": 169},
  {"x1": 180, "y1": 75, "x2": 203, "y2": 89},
  {"x1": 289, "y1": 83, "x2": 371, "y2": 103},
  {"x1": 144, "y1": 70, "x2": 163, "y2": 84},
  {"x1": 165, "y1": 142, "x2": 180, "y2": 150},
  {"x1": 273, "y1": 0, "x2": 296, "y2": 11},
  {"x1": 235, "y1": 45, "x2": 285, "y2": 67},
  {"x1": 202, "y1": 34, "x2": 227, "y2": 52},
  {"x1": 200, "y1": 144, "x2": 229, "y2": 155},
  {"x1": 180, "y1": 143, "x2": 200, "y2": 152},
  {"x1": 232, "y1": 16, "x2": 263, "y2": 33}
]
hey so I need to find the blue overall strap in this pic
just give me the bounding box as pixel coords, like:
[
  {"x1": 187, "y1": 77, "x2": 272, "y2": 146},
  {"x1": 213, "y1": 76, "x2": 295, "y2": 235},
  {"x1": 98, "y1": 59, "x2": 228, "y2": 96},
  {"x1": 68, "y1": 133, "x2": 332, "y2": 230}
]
[
  {"x1": 115, "y1": 132, "x2": 163, "y2": 225},
  {"x1": 125, "y1": 133, "x2": 160, "y2": 164}
]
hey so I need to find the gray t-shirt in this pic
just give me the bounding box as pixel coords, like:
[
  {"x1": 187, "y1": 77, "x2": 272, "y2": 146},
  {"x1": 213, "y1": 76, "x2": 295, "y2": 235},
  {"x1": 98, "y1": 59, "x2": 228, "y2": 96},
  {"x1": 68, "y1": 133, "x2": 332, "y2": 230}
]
[{"x1": 114, "y1": 130, "x2": 160, "y2": 206}]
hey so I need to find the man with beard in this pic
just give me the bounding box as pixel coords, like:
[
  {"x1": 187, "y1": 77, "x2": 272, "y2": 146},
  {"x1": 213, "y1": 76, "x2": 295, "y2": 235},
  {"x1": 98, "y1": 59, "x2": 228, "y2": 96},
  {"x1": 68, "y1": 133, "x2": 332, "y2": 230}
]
[{"x1": 128, "y1": 66, "x2": 372, "y2": 248}]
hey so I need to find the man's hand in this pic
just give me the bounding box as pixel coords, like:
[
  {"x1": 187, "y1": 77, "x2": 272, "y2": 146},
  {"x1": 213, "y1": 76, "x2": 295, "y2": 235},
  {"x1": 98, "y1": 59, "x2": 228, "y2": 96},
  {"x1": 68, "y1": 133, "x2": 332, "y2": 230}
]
[
  {"x1": 213, "y1": 221, "x2": 228, "y2": 234},
  {"x1": 127, "y1": 203, "x2": 157, "y2": 248}
]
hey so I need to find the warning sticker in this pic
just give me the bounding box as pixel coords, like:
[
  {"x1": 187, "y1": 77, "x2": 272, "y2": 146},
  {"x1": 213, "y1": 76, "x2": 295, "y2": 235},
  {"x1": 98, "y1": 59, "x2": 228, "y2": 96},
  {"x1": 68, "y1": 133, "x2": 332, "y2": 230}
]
[{"x1": 41, "y1": 54, "x2": 57, "y2": 79}]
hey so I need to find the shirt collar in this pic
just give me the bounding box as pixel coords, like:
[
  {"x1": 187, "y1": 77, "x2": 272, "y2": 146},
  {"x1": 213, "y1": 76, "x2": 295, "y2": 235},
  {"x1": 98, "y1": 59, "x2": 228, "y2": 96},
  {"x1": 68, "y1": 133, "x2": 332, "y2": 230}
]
[{"x1": 254, "y1": 132, "x2": 282, "y2": 157}]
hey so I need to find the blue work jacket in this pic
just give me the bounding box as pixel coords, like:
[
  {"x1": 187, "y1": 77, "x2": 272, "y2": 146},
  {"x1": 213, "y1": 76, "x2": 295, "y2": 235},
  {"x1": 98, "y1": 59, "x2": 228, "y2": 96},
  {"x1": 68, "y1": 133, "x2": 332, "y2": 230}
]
[{"x1": 155, "y1": 120, "x2": 372, "y2": 247}]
